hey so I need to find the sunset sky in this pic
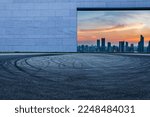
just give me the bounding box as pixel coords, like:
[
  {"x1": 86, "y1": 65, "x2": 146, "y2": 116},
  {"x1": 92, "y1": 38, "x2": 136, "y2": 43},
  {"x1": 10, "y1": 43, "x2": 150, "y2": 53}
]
[{"x1": 78, "y1": 10, "x2": 150, "y2": 46}]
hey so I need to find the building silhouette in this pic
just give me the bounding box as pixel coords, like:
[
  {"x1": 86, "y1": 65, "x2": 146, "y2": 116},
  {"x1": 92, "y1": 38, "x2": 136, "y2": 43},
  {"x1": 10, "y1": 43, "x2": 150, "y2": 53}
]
[
  {"x1": 97, "y1": 39, "x2": 100, "y2": 48},
  {"x1": 125, "y1": 42, "x2": 129, "y2": 52},
  {"x1": 119, "y1": 41, "x2": 125, "y2": 52},
  {"x1": 78, "y1": 34, "x2": 150, "y2": 53},
  {"x1": 97, "y1": 39, "x2": 100, "y2": 52},
  {"x1": 107, "y1": 42, "x2": 112, "y2": 52},
  {"x1": 138, "y1": 35, "x2": 144, "y2": 53},
  {"x1": 101, "y1": 38, "x2": 106, "y2": 52},
  {"x1": 130, "y1": 44, "x2": 134, "y2": 52},
  {"x1": 147, "y1": 41, "x2": 150, "y2": 53},
  {"x1": 112, "y1": 45, "x2": 118, "y2": 52}
]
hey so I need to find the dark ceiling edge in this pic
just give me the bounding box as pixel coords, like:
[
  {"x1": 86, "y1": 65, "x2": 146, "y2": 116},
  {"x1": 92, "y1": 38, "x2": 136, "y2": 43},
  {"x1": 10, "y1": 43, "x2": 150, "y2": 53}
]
[{"x1": 77, "y1": 7, "x2": 150, "y2": 11}]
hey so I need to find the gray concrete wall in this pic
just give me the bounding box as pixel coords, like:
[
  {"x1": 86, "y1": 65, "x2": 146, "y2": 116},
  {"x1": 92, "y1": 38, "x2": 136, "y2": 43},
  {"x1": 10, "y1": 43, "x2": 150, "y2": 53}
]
[{"x1": 0, "y1": 0, "x2": 150, "y2": 52}]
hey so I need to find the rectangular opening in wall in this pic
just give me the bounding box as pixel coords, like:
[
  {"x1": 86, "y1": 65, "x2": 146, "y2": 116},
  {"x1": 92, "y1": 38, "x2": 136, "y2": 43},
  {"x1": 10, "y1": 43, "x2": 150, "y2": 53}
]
[{"x1": 77, "y1": 8, "x2": 150, "y2": 53}]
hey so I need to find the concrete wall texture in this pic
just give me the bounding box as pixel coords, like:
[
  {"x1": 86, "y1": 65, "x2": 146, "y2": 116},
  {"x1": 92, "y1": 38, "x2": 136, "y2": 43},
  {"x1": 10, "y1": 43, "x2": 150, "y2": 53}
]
[{"x1": 0, "y1": 0, "x2": 150, "y2": 52}]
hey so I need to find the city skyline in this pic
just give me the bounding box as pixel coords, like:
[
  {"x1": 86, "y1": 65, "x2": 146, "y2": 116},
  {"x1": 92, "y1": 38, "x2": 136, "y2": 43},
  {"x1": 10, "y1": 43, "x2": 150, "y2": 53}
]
[
  {"x1": 78, "y1": 35, "x2": 150, "y2": 53},
  {"x1": 78, "y1": 10, "x2": 150, "y2": 46}
]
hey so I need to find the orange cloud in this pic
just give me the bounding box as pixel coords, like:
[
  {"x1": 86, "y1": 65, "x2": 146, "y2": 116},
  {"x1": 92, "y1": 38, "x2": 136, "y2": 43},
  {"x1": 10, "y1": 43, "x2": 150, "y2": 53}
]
[
  {"x1": 78, "y1": 24, "x2": 150, "y2": 45},
  {"x1": 79, "y1": 23, "x2": 145, "y2": 33}
]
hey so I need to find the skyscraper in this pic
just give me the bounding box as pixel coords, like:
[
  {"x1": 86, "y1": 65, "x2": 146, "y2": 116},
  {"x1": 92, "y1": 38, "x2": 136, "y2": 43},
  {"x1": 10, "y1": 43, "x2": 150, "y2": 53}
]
[
  {"x1": 138, "y1": 35, "x2": 144, "y2": 53},
  {"x1": 130, "y1": 44, "x2": 134, "y2": 52},
  {"x1": 97, "y1": 39, "x2": 100, "y2": 52},
  {"x1": 77, "y1": 34, "x2": 148, "y2": 53},
  {"x1": 125, "y1": 42, "x2": 129, "y2": 52},
  {"x1": 97, "y1": 39, "x2": 100, "y2": 48},
  {"x1": 81, "y1": 45, "x2": 85, "y2": 52},
  {"x1": 112, "y1": 45, "x2": 119, "y2": 53},
  {"x1": 101, "y1": 38, "x2": 106, "y2": 52},
  {"x1": 147, "y1": 41, "x2": 150, "y2": 53},
  {"x1": 119, "y1": 41, "x2": 125, "y2": 52},
  {"x1": 107, "y1": 42, "x2": 112, "y2": 52}
]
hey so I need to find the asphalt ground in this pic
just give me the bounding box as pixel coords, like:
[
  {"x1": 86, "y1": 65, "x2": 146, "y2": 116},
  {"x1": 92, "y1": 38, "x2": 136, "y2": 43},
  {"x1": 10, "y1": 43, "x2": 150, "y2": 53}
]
[{"x1": 0, "y1": 53, "x2": 150, "y2": 100}]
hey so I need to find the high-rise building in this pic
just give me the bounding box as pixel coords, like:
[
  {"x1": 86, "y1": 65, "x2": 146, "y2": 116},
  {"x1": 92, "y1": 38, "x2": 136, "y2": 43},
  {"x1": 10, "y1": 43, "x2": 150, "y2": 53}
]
[
  {"x1": 77, "y1": 34, "x2": 146, "y2": 53},
  {"x1": 130, "y1": 44, "x2": 134, "y2": 52},
  {"x1": 97, "y1": 39, "x2": 100, "y2": 48},
  {"x1": 85, "y1": 45, "x2": 89, "y2": 52},
  {"x1": 119, "y1": 41, "x2": 125, "y2": 52},
  {"x1": 138, "y1": 35, "x2": 144, "y2": 53},
  {"x1": 81, "y1": 45, "x2": 85, "y2": 52},
  {"x1": 125, "y1": 42, "x2": 129, "y2": 52},
  {"x1": 97, "y1": 39, "x2": 100, "y2": 52},
  {"x1": 89, "y1": 45, "x2": 97, "y2": 52},
  {"x1": 101, "y1": 38, "x2": 106, "y2": 52},
  {"x1": 107, "y1": 42, "x2": 112, "y2": 52},
  {"x1": 112, "y1": 45, "x2": 119, "y2": 53},
  {"x1": 147, "y1": 41, "x2": 150, "y2": 53}
]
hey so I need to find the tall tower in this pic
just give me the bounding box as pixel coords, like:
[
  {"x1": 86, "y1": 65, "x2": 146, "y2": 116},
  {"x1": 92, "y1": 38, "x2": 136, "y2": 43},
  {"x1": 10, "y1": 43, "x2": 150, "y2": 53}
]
[
  {"x1": 107, "y1": 42, "x2": 112, "y2": 52},
  {"x1": 130, "y1": 44, "x2": 134, "y2": 53},
  {"x1": 119, "y1": 41, "x2": 125, "y2": 53},
  {"x1": 125, "y1": 42, "x2": 129, "y2": 52},
  {"x1": 138, "y1": 35, "x2": 144, "y2": 53},
  {"x1": 96, "y1": 39, "x2": 100, "y2": 52},
  {"x1": 101, "y1": 38, "x2": 106, "y2": 52},
  {"x1": 97, "y1": 40, "x2": 100, "y2": 48},
  {"x1": 147, "y1": 41, "x2": 150, "y2": 53}
]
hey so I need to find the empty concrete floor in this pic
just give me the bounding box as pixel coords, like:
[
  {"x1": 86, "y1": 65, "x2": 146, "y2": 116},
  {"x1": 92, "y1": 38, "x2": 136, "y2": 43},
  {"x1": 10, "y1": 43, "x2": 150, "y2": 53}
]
[{"x1": 0, "y1": 53, "x2": 150, "y2": 100}]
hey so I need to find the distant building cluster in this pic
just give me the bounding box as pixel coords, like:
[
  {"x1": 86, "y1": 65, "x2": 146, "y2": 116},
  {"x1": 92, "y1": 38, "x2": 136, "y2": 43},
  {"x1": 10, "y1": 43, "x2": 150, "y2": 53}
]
[{"x1": 78, "y1": 35, "x2": 150, "y2": 53}]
